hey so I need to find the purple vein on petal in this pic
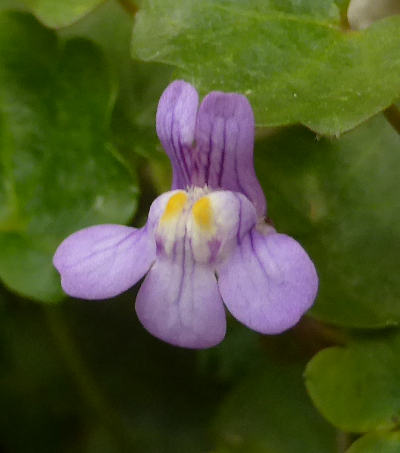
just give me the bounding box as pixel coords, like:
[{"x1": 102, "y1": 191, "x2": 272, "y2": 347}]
[
  {"x1": 193, "y1": 91, "x2": 266, "y2": 216},
  {"x1": 204, "y1": 124, "x2": 213, "y2": 184},
  {"x1": 175, "y1": 227, "x2": 188, "y2": 307},
  {"x1": 58, "y1": 230, "x2": 138, "y2": 270},
  {"x1": 232, "y1": 192, "x2": 245, "y2": 244},
  {"x1": 157, "y1": 80, "x2": 198, "y2": 190},
  {"x1": 169, "y1": 107, "x2": 189, "y2": 186},
  {"x1": 249, "y1": 229, "x2": 270, "y2": 285},
  {"x1": 217, "y1": 124, "x2": 227, "y2": 188},
  {"x1": 54, "y1": 225, "x2": 156, "y2": 300}
]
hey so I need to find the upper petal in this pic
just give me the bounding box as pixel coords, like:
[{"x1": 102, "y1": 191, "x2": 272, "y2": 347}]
[
  {"x1": 217, "y1": 228, "x2": 318, "y2": 334},
  {"x1": 53, "y1": 224, "x2": 156, "y2": 300},
  {"x1": 135, "y1": 253, "x2": 226, "y2": 349},
  {"x1": 156, "y1": 80, "x2": 199, "y2": 189},
  {"x1": 193, "y1": 92, "x2": 266, "y2": 217}
]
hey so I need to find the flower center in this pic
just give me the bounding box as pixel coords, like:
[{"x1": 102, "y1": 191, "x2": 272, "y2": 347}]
[{"x1": 155, "y1": 188, "x2": 257, "y2": 265}]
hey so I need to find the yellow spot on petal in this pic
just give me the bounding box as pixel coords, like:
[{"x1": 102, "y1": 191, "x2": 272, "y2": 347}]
[
  {"x1": 192, "y1": 196, "x2": 213, "y2": 230},
  {"x1": 161, "y1": 192, "x2": 187, "y2": 222}
]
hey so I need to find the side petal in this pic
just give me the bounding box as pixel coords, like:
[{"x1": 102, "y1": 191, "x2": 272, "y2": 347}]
[
  {"x1": 217, "y1": 228, "x2": 318, "y2": 334},
  {"x1": 53, "y1": 224, "x2": 155, "y2": 300},
  {"x1": 193, "y1": 92, "x2": 266, "y2": 217},
  {"x1": 156, "y1": 80, "x2": 199, "y2": 189},
  {"x1": 135, "y1": 256, "x2": 226, "y2": 349}
]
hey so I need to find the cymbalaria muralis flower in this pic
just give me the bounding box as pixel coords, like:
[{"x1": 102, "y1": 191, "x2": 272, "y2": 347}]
[{"x1": 53, "y1": 80, "x2": 318, "y2": 349}]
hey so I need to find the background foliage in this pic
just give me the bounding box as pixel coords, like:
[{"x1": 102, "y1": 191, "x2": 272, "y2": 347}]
[{"x1": 0, "y1": 0, "x2": 399, "y2": 451}]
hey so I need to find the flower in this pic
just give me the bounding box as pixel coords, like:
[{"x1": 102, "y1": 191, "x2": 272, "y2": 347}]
[{"x1": 53, "y1": 80, "x2": 318, "y2": 349}]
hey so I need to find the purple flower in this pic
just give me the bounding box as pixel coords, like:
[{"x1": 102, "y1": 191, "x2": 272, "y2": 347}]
[{"x1": 53, "y1": 80, "x2": 318, "y2": 349}]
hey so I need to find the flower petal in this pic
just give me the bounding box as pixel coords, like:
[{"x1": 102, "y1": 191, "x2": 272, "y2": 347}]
[
  {"x1": 193, "y1": 92, "x2": 266, "y2": 217},
  {"x1": 135, "y1": 255, "x2": 226, "y2": 349},
  {"x1": 217, "y1": 228, "x2": 318, "y2": 334},
  {"x1": 156, "y1": 80, "x2": 199, "y2": 189},
  {"x1": 53, "y1": 224, "x2": 155, "y2": 300}
]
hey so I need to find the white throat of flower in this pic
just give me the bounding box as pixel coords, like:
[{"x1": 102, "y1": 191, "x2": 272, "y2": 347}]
[{"x1": 155, "y1": 187, "x2": 256, "y2": 264}]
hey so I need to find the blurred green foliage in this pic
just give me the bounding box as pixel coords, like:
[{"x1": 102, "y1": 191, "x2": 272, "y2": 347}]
[
  {"x1": 0, "y1": 0, "x2": 400, "y2": 451},
  {"x1": 214, "y1": 360, "x2": 337, "y2": 452},
  {"x1": 0, "y1": 11, "x2": 137, "y2": 301}
]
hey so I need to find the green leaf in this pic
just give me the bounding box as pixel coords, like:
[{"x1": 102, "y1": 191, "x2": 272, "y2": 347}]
[
  {"x1": 60, "y1": 0, "x2": 173, "y2": 161},
  {"x1": 0, "y1": 12, "x2": 137, "y2": 302},
  {"x1": 0, "y1": 0, "x2": 25, "y2": 10},
  {"x1": 20, "y1": 0, "x2": 105, "y2": 28},
  {"x1": 132, "y1": 0, "x2": 400, "y2": 135},
  {"x1": 347, "y1": 432, "x2": 400, "y2": 453},
  {"x1": 305, "y1": 331, "x2": 400, "y2": 432},
  {"x1": 254, "y1": 114, "x2": 400, "y2": 328},
  {"x1": 214, "y1": 360, "x2": 337, "y2": 453}
]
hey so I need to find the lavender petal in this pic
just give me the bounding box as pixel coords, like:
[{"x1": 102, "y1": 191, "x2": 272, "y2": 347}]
[
  {"x1": 217, "y1": 228, "x2": 318, "y2": 334},
  {"x1": 53, "y1": 224, "x2": 155, "y2": 300},
  {"x1": 156, "y1": 80, "x2": 199, "y2": 189},
  {"x1": 193, "y1": 92, "x2": 266, "y2": 217},
  {"x1": 135, "y1": 253, "x2": 226, "y2": 349}
]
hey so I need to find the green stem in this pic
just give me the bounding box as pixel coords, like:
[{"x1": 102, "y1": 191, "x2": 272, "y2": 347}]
[
  {"x1": 384, "y1": 104, "x2": 400, "y2": 135},
  {"x1": 44, "y1": 306, "x2": 136, "y2": 450}
]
